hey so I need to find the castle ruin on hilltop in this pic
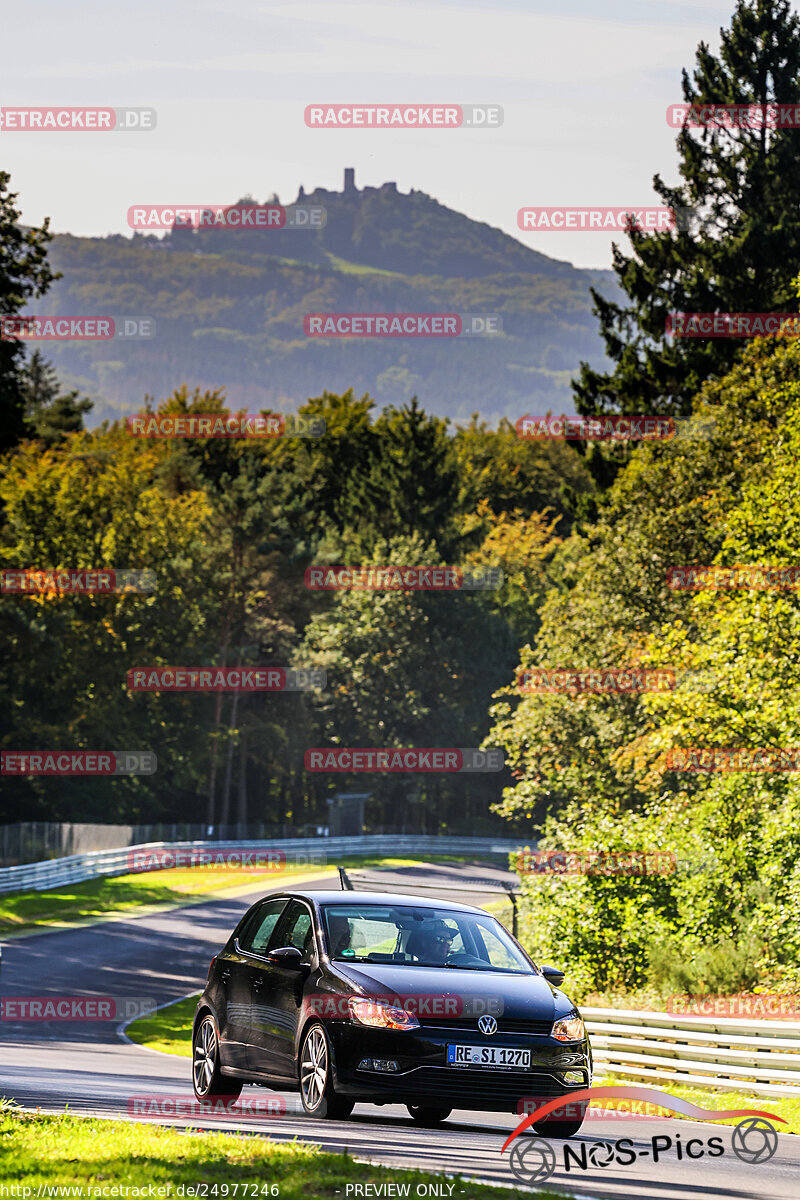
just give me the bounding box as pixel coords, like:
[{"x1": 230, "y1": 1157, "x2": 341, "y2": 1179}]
[{"x1": 297, "y1": 168, "x2": 400, "y2": 202}]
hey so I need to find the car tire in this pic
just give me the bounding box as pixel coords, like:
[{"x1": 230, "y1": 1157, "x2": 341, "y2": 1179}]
[
  {"x1": 407, "y1": 1104, "x2": 452, "y2": 1126},
  {"x1": 532, "y1": 1118, "x2": 585, "y2": 1138},
  {"x1": 192, "y1": 1013, "x2": 243, "y2": 1103},
  {"x1": 299, "y1": 1023, "x2": 355, "y2": 1119}
]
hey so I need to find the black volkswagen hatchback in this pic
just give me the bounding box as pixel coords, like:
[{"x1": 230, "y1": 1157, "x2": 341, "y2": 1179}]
[{"x1": 192, "y1": 890, "x2": 592, "y2": 1134}]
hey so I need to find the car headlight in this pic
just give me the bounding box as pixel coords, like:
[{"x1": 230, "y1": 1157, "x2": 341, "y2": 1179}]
[
  {"x1": 349, "y1": 998, "x2": 420, "y2": 1030},
  {"x1": 551, "y1": 1015, "x2": 585, "y2": 1042}
]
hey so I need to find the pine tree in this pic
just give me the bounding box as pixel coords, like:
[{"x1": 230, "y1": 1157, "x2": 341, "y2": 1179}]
[
  {"x1": 20, "y1": 350, "x2": 92, "y2": 443},
  {"x1": 0, "y1": 172, "x2": 59, "y2": 452},
  {"x1": 361, "y1": 398, "x2": 461, "y2": 554},
  {"x1": 574, "y1": 0, "x2": 800, "y2": 418}
]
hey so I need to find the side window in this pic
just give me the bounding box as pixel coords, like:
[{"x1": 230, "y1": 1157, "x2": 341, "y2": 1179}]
[
  {"x1": 271, "y1": 900, "x2": 315, "y2": 960},
  {"x1": 237, "y1": 899, "x2": 287, "y2": 955}
]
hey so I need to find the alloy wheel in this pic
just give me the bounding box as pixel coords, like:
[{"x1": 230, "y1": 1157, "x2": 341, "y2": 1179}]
[
  {"x1": 193, "y1": 1017, "x2": 217, "y2": 1096},
  {"x1": 300, "y1": 1026, "x2": 328, "y2": 1111}
]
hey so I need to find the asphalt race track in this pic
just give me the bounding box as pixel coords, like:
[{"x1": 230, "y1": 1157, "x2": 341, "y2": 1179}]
[{"x1": 1, "y1": 862, "x2": 798, "y2": 1197}]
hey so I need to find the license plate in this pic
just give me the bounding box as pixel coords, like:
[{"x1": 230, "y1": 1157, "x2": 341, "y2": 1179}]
[{"x1": 446, "y1": 1044, "x2": 531, "y2": 1069}]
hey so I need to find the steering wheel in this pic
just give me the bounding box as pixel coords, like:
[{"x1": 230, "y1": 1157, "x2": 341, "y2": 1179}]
[{"x1": 447, "y1": 951, "x2": 487, "y2": 967}]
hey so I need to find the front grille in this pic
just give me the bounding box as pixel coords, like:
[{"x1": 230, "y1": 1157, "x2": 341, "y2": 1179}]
[{"x1": 421, "y1": 1017, "x2": 553, "y2": 1036}]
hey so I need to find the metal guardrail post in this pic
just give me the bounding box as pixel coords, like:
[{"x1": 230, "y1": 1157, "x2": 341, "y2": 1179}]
[
  {"x1": 502, "y1": 881, "x2": 518, "y2": 938},
  {"x1": 338, "y1": 867, "x2": 353, "y2": 890}
]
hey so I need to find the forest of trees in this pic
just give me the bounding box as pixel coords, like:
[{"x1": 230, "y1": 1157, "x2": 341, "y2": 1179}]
[
  {"x1": 0, "y1": 366, "x2": 594, "y2": 834},
  {"x1": 2, "y1": 0, "x2": 800, "y2": 999}
]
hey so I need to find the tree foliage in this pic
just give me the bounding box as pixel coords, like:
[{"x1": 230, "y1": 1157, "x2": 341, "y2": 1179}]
[
  {"x1": 0, "y1": 172, "x2": 59, "y2": 452},
  {"x1": 493, "y1": 335, "x2": 800, "y2": 994},
  {"x1": 575, "y1": 0, "x2": 800, "y2": 418}
]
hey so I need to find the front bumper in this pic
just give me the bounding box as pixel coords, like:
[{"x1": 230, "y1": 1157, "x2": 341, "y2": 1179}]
[{"x1": 327, "y1": 1022, "x2": 592, "y2": 1113}]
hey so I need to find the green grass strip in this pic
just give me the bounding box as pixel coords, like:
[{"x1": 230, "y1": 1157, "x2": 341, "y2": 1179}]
[
  {"x1": 127, "y1": 994, "x2": 198, "y2": 1057},
  {"x1": 0, "y1": 855, "x2": 489, "y2": 938},
  {"x1": 0, "y1": 1108, "x2": 546, "y2": 1198}
]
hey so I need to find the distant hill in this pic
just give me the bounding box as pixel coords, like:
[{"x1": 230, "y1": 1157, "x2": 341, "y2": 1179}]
[{"x1": 38, "y1": 171, "x2": 620, "y2": 425}]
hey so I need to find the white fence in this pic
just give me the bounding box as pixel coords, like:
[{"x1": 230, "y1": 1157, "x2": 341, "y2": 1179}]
[
  {"x1": 0, "y1": 835, "x2": 521, "y2": 895},
  {"x1": 584, "y1": 1007, "x2": 800, "y2": 1097}
]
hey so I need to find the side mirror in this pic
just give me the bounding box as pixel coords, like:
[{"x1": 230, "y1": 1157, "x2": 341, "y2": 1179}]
[
  {"x1": 268, "y1": 946, "x2": 304, "y2": 968},
  {"x1": 541, "y1": 964, "x2": 565, "y2": 987}
]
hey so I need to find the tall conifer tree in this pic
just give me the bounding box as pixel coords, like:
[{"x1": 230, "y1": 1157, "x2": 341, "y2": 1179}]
[
  {"x1": 575, "y1": 0, "x2": 800, "y2": 418},
  {"x1": 0, "y1": 171, "x2": 58, "y2": 451}
]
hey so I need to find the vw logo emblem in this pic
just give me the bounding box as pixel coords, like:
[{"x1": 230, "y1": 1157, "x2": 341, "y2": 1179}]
[{"x1": 478, "y1": 1015, "x2": 497, "y2": 1036}]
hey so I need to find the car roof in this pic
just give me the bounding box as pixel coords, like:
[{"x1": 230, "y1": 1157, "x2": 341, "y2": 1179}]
[{"x1": 265, "y1": 889, "x2": 487, "y2": 914}]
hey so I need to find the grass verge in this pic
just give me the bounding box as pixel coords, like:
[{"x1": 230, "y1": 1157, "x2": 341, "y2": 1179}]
[
  {"x1": 0, "y1": 862, "x2": 337, "y2": 937},
  {"x1": 127, "y1": 993, "x2": 198, "y2": 1056},
  {"x1": 0, "y1": 1108, "x2": 545, "y2": 1198},
  {"x1": 0, "y1": 854, "x2": 493, "y2": 938}
]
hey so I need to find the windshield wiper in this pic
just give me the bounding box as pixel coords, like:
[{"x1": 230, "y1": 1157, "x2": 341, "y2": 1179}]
[
  {"x1": 444, "y1": 963, "x2": 528, "y2": 973},
  {"x1": 444, "y1": 963, "x2": 491, "y2": 970}
]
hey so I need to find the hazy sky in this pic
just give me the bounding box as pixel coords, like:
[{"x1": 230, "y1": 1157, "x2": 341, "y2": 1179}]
[{"x1": 2, "y1": 0, "x2": 741, "y2": 269}]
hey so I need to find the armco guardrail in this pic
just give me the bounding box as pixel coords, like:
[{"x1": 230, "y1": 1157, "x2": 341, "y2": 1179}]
[
  {"x1": 584, "y1": 1007, "x2": 800, "y2": 1097},
  {"x1": 0, "y1": 835, "x2": 522, "y2": 895}
]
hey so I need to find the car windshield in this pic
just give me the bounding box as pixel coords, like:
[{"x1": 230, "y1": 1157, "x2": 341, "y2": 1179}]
[{"x1": 321, "y1": 903, "x2": 534, "y2": 973}]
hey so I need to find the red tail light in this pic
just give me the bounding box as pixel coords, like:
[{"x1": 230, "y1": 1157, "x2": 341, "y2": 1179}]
[{"x1": 208, "y1": 956, "x2": 217, "y2": 978}]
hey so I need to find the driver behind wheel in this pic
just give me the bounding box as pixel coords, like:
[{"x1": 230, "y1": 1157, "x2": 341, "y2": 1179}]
[
  {"x1": 406, "y1": 919, "x2": 456, "y2": 964},
  {"x1": 327, "y1": 915, "x2": 351, "y2": 957}
]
